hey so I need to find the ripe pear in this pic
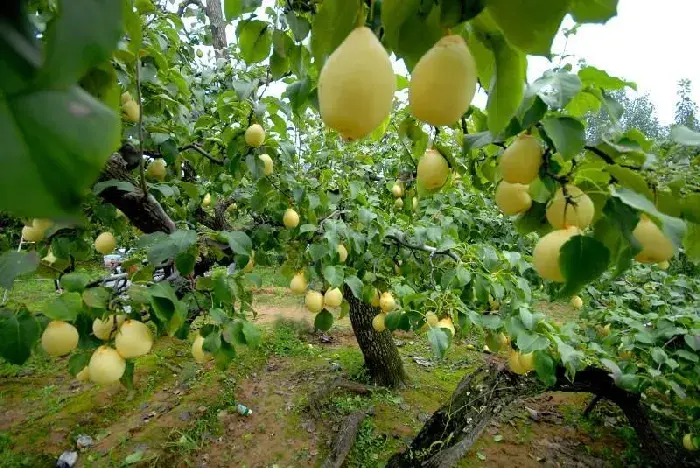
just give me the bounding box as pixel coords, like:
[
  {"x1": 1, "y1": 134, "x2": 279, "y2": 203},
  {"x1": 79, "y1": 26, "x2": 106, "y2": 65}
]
[
  {"x1": 76, "y1": 366, "x2": 89, "y2": 381},
  {"x1": 32, "y1": 218, "x2": 53, "y2": 232},
  {"x1": 336, "y1": 244, "x2": 348, "y2": 263},
  {"x1": 391, "y1": 183, "x2": 404, "y2": 198},
  {"x1": 202, "y1": 193, "x2": 211, "y2": 207},
  {"x1": 283, "y1": 208, "x2": 300, "y2": 229},
  {"x1": 546, "y1": 185, "x2": 595, "y2": 230},
  {"x1": 21, "y1": 224, "x2": 43, "y2": 242},
  {"x1": 394, "y1": 198, "x2": 404, "y2": 210},
  {"x1": 259, "y1": 153, "x2": 274, "y2": 176},
  {"x1": 413, "y1": 197, "x2": 418, "y2": 211},
  {"x1": 372, "y1": 313, "x2": 386, "y2": 332},
  {"x1": 509, "y1": 350, "x2": 526, "y2": 374},
  {"x1": 88, "y1": 346, "x2": 126, "y2": 385},
  {"x1": 437, "y1": 317, "x2": 455, "y2": 336},
  {"x1": 495, "y1": 181, "x2": 532, "y2": 216},
  {"x1": 317, "y1": 27, "x2": 395, "y2": 140},
  {"x1": 196, "y1": 49, "x2": 204, "y2": 58},
  {"x1": 409, "y1": 35, "x2": 477, "y2": 126},
  {"x1": 122, "y1": 99, "x2": 140, "y2": 122},
  {"x1": 632, "y1": 215, "x2": 674, "y2": 263},
  {"x1": 92, "y1": 314, "x2": 126, "y2": 340},
  {"x1": 500, "y1": 134, "x2": 542, "y2": 184},
  {"x1": 95, "y1": 232, "x2": 116, "y2": 255},
  {"x1": 379, "y1": 292, "x2": 396, "y2": 313},
  {"x1": 245, "y1": 124, "x2": 265, "y2": 147},
  {"x1": 42, "y1": 249, "x2": 57, "y2": 264},
  {"x1": 146, "y1": 159, "x2": 166, "y2": 181},
  {"x1": 370, "y1": 288, "x2": 380, "y2": 307},
  {"x1": 192, "y1": 334, "x2": 213, "y2": 364},
  {"x1": 305, "y1": 290, "x2": 324, "y2": 314},
  {"x1": 323, "y1": 288, "x2": 343, "y2": 308},
  {"x1": 115, "y1": 320, "x2": 153, "y2": 358},
  {"x1": 120, "y1": 91, "x2": 133, "y2": 105},
  {"x1": 417, "y1": 149, "x2": 450, "y2": 190},
  {"x1": 658, "y1": 260, "x2": 670, "y2": 270},
  {"x1": 532, "y1": 226, "x2": 580, "y2": 282},
  {"x1": 519, "y1": 352, "x2": 534, "y2": 372},
  {"x1": 42, "y1": 321, "x2": 79, "y2": 356},
  {"x1": 571, "y1": 295, "x2": 583, "y2": 310},
  {"x1": 426, "y1": 312, "x2": 439, "y2": 327},
  {"x1": 289, "y1": 272, "x2": 308, "y2": 294},
  {"x1": 683, "y1": 433, "x2": 698, "y2": 451}
]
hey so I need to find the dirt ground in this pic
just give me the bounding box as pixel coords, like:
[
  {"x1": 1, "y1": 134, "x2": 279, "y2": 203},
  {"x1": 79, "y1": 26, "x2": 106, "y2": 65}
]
[{"x1": 0, "y1": 296, "x2": 640, "y2": 468}]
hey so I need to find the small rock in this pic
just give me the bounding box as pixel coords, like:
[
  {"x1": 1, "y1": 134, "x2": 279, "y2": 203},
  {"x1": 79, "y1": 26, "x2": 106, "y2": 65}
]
[
  {"x1": 18, "y1": 368, "x2": 35, "y2": 377},
  {"x1": 76, "y1": 434, "x2": 93, "y2": 449},
  {"x1": 179, "y1": 411, "x2": 191, "y2": 422},
  {"x1": 394, "y1": 339, "x2": 405, "y2": 347},
  {"x1": 412, "y1": 356, "x2": 434, "y2": 367},
  {"x1": 525, "y1": 406, "x2": 540, "y2": 421},
  {"x1": 56, "y1": 451, "x2": 78, "y2": 468},
  {"x1": 217, "y1": 410, "x2": 228, "y2": 422},
  {"x1": 399, "y1": 403, "x2": 410, "y2": 411},
  {"x1": 319, "y1": 334, "x2": 332, "y2": 343},
  {"x1": 417, "y1": 413, "x2": 431, "y2": 423},
  {"x1": 139, "y1": 402, "x2": 149, "y2": 411},
  {"x1": 301, "y1": 420, "x2": 315, "y2": 433},
  {"x1": 197, "y1": 405, "x2": 207, "y2": 413},
  {"x1": 329, "y1": 362, "x2": 342, "y2": 372}
]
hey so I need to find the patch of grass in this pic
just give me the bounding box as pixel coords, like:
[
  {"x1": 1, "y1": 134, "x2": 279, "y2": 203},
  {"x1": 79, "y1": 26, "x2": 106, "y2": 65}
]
[
  {"x1": 346, "y1": 419, "x2": 398, "y2": 468},
  {"x1": 263, "y1": 319, "x2": 314, "y2": 358},
  {"x1": 253, "y1": 288, "x2": 301, "y2": 308},
  {"x1": 0, "y1": 433, "x2": 52, "y2": 468},
  {"x1": 255, "y1": 266, "x2": 288, "y2": 287}
]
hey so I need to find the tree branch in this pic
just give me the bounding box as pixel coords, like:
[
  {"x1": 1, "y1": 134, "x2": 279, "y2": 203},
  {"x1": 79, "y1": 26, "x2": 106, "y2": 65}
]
[
  {"x1": 181, "y1": 143, "x2": 224, "y2": 165},
  {"x1": 384, "y1": 234, "x2": 459, "y2": 262},
  {"x1": 177, "y1": 0, "x2": 203, "y2": 16}
]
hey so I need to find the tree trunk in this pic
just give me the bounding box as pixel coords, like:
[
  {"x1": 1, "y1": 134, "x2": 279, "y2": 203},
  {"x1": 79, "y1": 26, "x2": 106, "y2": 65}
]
[
  {"x1": 387, "y1": 362, "x2": 692, "y2": 468},
  {"x1": 204, "y1": 0, "x2": 228, "y2": 57},
  {"x1": 343, "y1": 285, "x2": 408, "y2": 388}
]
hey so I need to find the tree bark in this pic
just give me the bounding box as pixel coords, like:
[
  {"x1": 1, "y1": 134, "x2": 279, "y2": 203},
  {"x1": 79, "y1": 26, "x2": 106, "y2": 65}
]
[
  {"x1": 321, "y1": 410, "x2": 368, "y2": 468},
  {"x1": 343, "y1": 285, "x2": 408, "y2": 388},
  {"x1": 204, "y1": 0, "x2": 228, "y2": 57},
  {"x1": 387, "y1": 362, "x2": 692, "y2": 468}
]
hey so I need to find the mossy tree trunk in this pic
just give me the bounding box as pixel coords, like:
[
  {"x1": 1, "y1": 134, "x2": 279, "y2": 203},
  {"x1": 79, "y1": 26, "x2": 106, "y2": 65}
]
[{"x1": 344, "y1": 285, "x2": 408, "y2": 388}]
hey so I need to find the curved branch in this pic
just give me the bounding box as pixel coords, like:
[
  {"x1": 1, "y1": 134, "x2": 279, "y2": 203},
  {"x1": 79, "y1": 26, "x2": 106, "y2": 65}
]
[
  {"x1": 384, "y1": 234, "x2": 459, "y2": 262},
  {"x1": 181, "y1": 143, "x2": 224, "y2": 165}
]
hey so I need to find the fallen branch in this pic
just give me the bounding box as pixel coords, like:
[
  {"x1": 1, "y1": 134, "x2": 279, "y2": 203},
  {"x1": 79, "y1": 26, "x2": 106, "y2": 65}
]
[
  {"x1": 321, "y1": 410, "x2": 369, "y2": 468},
  {"x1": 308, "y1": 377, "x2": 370, "y2": 417}
]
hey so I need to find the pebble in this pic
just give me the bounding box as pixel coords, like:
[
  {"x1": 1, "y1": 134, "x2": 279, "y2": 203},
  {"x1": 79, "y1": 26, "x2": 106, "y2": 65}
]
[
  {"x1": 329, "y1": 362, "x2": 342, "y2": 372},
  {"x1": 76, "y1": 434, "x2": 93, "y2": 449},
  {"x1": 179, "y1": 411, "x2": 191, "y2": 421},
  {"x1": 56, "y1": 451, "x2": 78, "y2": 468}
]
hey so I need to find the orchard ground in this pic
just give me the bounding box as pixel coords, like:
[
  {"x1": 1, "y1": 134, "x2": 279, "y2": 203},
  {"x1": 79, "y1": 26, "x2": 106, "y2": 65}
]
[{"x1": 0, "y1": 268, "x2": 644, "y2": 467}]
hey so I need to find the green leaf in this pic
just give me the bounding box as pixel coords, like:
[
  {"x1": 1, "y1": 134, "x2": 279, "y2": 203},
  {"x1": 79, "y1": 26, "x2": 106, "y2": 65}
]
[
  {"x1": 43, "y1": 292, "x2": 83, "y2": 321},
  {"x1": 1, "y1": 86, "x2": 120, "y2": 218},
  {"x1": 485, "y1": 35, "x2": 527, "y2": 135},
  {"x1": 439, "y1": 0, "x2": 485, "y2": 28},
  {"x1": 669, "y1": 125, "x2": 700, "y2": 147},
  {"x1": 516, "y1": 332, "x2": 550, "y2": 352},
  {"x1": 148, "y1": 230, "x2": 197, "y2": 265},
  {"x1": 149, "y1": 283, "x2": 177, "y2": 323},
  {"x1": 344, "y1": 276, "x2": 363, "y2": 299},
  {"x1": 533, "y1": 351, "x2": 556, "y2": 386},
  {"x1": 232, "y1": 80, "x2": 257, "y2": 101},
  {"x1": 385, "y1": 311, "x2": 402, "y2": 331},
  {"x1": 60, "y1": 272, "x2": 90, "y2": 293},
  {"x1": 237, "y1": 20, "x2": 272, "y2": 64},
  {"x1": 529, "y1": 70, "x2": 582, "y2": 109},
  {"x1": 314, "y1": 309, "x2": 334, "y2": 331},
  {"x1": 175, "y1": 251, "x2": 196, "y2": 275},
  {"x1": 310, "y1": 0, "x2": 361, "y2": 66},
  {"x1": 578, "y1": 66, "x2": 631, "y2": 91},
  {"x1": 427, "y1": 327, "x2": 450, "y2": 359},
  {"x1": 607, "y1": 165, "x2": 653, "y2": 200},
  {"x1": 382, "y1": 0, "x2": 443, "y2": 69},
  {"x1": 559, "y1": 236, "x2": 610, "y2": 296},
  {"x1": 220, "y1": 231, "x2": 252, "y2": 258},
  {"x1": 684, "y1": 223, "x2": 700, "y2": 265},
  {"x1": 0, "y1": 251, "x2": 39, "y2": 290},
  {"x1": 322, "y1": 265, "x2": 344, "y2": 288},
  {"x1": 541, "y1": 117, "x2": 585, "y2": 159},
  {"x1": 68, "y1": 352, "x2": 90, "y2": 376},
  {"x1": 120, "y1": 360, "x2": 135, "y2": 390},
  {"x1": 82, "y1": 287, "x2": 110, "y2": 309},
  {"x1": 0, "y1": 308, "x2": 41, "y2": 365},
  {"x1": 224, "y1": 0, "x2": 261, "y2": 20},
  {"x1": 40, "y1": 0, "x2": 123, "y2": 86},
  {"x1": 286, "y1": 11, "x2": 310, "y2": 42},
  {"x1": 570, "y1": 0, "x2": 618, "y2": 23},
  {"x1": 215, "y1": 340, "x2": 237, "y2": 370},
  {"x1": 241, "y1": 322, "x2": 261, "y2": 348},
  {"x1": 485, "y1": 0, "x2": 569, "y2": 56},
  {"x1": 519, "y1": 308, "x2": 533, "y2": 330}
]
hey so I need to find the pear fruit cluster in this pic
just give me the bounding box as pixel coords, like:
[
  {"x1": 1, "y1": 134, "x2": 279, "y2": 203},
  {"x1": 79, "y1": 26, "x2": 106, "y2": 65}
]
[
  {"x1": 508, "y1": 349, "x2": 535, "y2": 374},
  {"x1": 121, "y1": 91, "x2": 140, "y2": 122}
]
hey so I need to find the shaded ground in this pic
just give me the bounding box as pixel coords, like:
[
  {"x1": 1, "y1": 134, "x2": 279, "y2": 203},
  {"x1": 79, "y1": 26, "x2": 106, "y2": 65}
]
[{"x1": 0, "y1": 270, "x2": 640, "y2": 467}]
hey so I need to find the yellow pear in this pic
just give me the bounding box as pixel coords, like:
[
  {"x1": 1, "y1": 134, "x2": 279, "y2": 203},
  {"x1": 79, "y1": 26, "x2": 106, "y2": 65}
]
[
  {"x1": 546, "y1": 185, "x2": 595, "y2": 230},
  {"x1": 437, "y1": 317, "x2": 455, "y2": 336},
  {"x1": 336, "y1": 244, "x2": 348, "y2": 263},
  {"x1": 379, "y1": 292, "x2": 396, "y2": 313},
  {"x1": 42, "y1": 249, "x2": 57, "y2": 264},
  {"x1": 632, "y1": 215, "x2": 674, "y2": 263},
  {"x1": 417, "y1": 149, "x2": 450, "y2": 190},
  {"x1": 495, "y1": 181, "x2": 532, "y2": 216},
  {"x1": 394, "y1": 198, "x2": 404, "y2": 210},
  {"x1": 245, "y1": 124, "x2": 265, "y2": 147},
  {"x1": 305, "y1": 290, "x2": 324, "y2": 313},
  {"x1": 509, "y1": 350, "x2": 526, "y2": 374},
  {"x1": 289, "y1": 272, "x2": 308, "y2": 294},
  {"x1": 413, "y1": 197, "x2": 418, "y2": 211},
  {"x1": 122, "y1": 99, "x2": 140, "y2": 122},
  {"x1": 76, "y1": 366, "x2": 89, "y2": 381},
  {"x1": 259, "y1": 154, "x2": 274, "y2": 176},
  {"x1": 683, "y1": 434, "x2": 697, "y2": 451},
  {"x1": 95, "y1": 232, "x2": 116, "y2": 254},
  {"x1": 372, "y1": 313, "x2": 386, "y2": 332},
  {"x1": 202, "y1": 193, "x2": 211, "y2": 207},
  {"x1": 426, "y1": 312, "x2": 439, "y2": 327},
  {"x1": 146, "y1": 159, "x2": 166, "y2": 181},
  {"x1": 21, "y1": 225, "x2": 43, "y2": 242},
  {"x1": 658, "y1": 260, "x2": 669, "y2": 270},
  {"x1": 196, "y1": 49, "x2": 204, "y2": 58},
  {"x1": 32, "y1": 218, "x2": 53, "y2": 232},
  {"x1": 92, "y1": 314, "x2": 126, "y2": 341},
  {"x1": 519, "y1": 352, "x2": 534, "y2": 372},
  {"x1": 571, "y1": 295, "x2": 583, "y2": 310},
  {"x1": 120, "y1": 91, "x2": 133, "y2": 105},
  {"x1": 317, "y1": 27, "x2": 395, "y2": 140},
  {"x1": 42, "y1": 321, "x2": 79, "y2": 357},
  {"x1": 391, "y1": 183, "x2": 404, "y2": 198},
  {"x1": 115, "y1": 320, "x2": 153, "y2": 358},
  {"x1": 409, "y1": 35, "x2": 477, "y2": 126},
  {"x1": 500, "y1": 134, "x2": 542, "y2": 184},
  {"x1": 192, "y1": 334, "x2": 213, "y2": 364},
  {"x1": 323, "y1": 288, "x2": 343, "y2": 308},
  {"x1": 88, "y1": 346, "x2": 126, "y2": 385},
  {"x1": 283, "y1": 208, "x2": 300, "y2": 228},
  {"x1": 532, "y1": 226, "x2": 580, "y2": 282}
]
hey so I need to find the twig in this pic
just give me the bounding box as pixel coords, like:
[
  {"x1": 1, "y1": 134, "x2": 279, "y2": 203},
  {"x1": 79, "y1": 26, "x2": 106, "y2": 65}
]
[
  {"x1": 384, "y1": 234, "x2": 459, "y2": 262},
  {"x1": 135, "y1": 45, "x2": 147, "y2": 197},
  {"x1": 181, "y1": 144, "x2": 224, "y2": 165}
]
